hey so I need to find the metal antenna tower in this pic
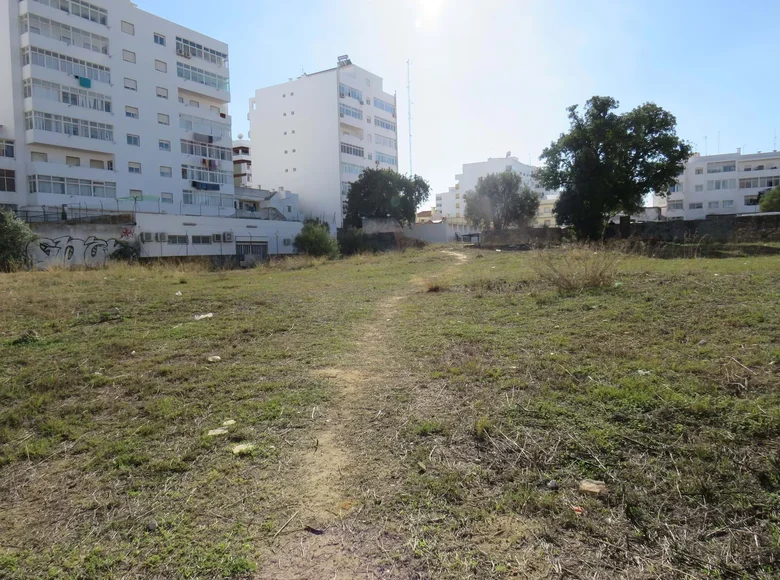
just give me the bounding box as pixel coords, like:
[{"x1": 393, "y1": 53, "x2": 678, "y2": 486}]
[{"x1": 407, "y1": 59, "x2": 413, "y2": 177}]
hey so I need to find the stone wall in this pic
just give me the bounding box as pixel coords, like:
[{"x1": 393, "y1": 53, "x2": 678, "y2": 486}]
[
  {"x1": 481, "y1": 226, "x2": 565, "y2": 246},
  {"x1": 628, "y1": 214, "x2": 780, "y2": 243}
]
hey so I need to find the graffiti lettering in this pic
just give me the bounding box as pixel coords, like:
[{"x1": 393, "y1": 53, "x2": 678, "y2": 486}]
[{"x1": 28, "y1": 236, "x2": 126, "y2": 268}]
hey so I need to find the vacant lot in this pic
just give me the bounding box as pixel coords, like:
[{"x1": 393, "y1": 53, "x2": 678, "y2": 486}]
[{"x1": 1, "y1": 247, "x2": 779, "y2": 579}]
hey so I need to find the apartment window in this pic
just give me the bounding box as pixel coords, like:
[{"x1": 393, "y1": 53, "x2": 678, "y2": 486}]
[
  {"x1": 190, "y1": 100, "x2": 200, "y2": 108},
  {"x1": 125, "y1": 106, "x2": 139, "y2": 119},
  {"x1": 292, "y1": 130, "x2": 295, "y2": 134},
  {"x1": 339, "y1": 83, "x2": 363, "y2": 102},
  {"x1": 284, "y1": 150, "x2": 288, "y2": 154},
  {"x1": 722, "y1": 200, "x2": 734, "y2": 208},
  {"x1": 375, "y1": 134, "x2": 396, "y2": 148},
  {"x1": 66, "y1": 156, "x2": 80, "y2": 167},
  {"x1": 376, "y1": 152, "x2": 397, "y2": 166},
  {"x1": 160, "y1": 192, "x2": 173, "y2": 204},
  {"x1": 744, "y1": 195, "x2": 759, "y2": 206},
  {"x1": 339, "y1": 103, "x2": 363, "y2": 121},
  {"x1": 375, "y1": 117, "x2": 396, "y2": 132},
  {"x1": 178, "y1": 96, "x2": 184, "y2": 104},
  {"x1": 155, "y1": 60, "x2": 168, "y2": 73},
  {"x1": 455, "y1": 193, "x2": 460, "y2": 199},
  {"x1": 159, "y1": 140, "x2": 171, "y2": 151},
  {"x1": 25, "y1": 111, "x2": 113, "y2": 141},
  {"x1": 367, "y1": 154, "x2": 372, "y2": 160},
  {"x1": 177, "y1": 62, "x2": 230, "y2": 91},
  {"x1": 31, "y1": 152, "x2": 48, "y2": 162},
  {"x1": 689, "y1": 202, "x2": 703, "y2": 210},
  {"x1": 154, "y1": 34, "x2": 166, "y2": 46},
  {"x1": 89, "y1": 159, "x2": 104, "y2": 169},
  {"x1": 158, "y1": 113, "x2": 170, "y2": 125},
  {"x1": 283, "y1": 113, "x2": 286, "y2": 117},
  {"x1": 285, "y1": 169, "x2": 288, "y2": 173},
  {"x1": 744, "y1": 166, "x2": 752, "y2": 172},
  {"x1": 374, "y1": 97, "x2": 396, "y2": 115},
  {"x1": 291, "y1": 111, "x2": 295, "y2": 115},
  {"x1": 160, "y1": 166, "x2": 172, "y2": 178},
  {"x1": 168, "y1": 235, "x2": 188, "y2": 245},
  {"x1": 341, "y1": 142, "x2": 364, "y2": 157},
  {"x1": 292, "y1": 149, "x2": 296, "y2": 153},
  {"x1": 23, "y1": 79, "x2": 108, "y2": 113},
  {"x1": 341, "y1": 162, "x2": 362, "y2": 175},
  {"x1": 22, "y1": 46, "x2": 110, "y2": 83},
  {"x1": 284, "y1": 131, "x2": 287, "y2": 136},
  {"x1": 740, "y1": 175, "x2": 780, "y2": 189},
  {"x1": 695, "y1": 168, "x2": 703, "y2": 175},
  {"x1": 175, "y1": 36, "x2": 228, "y2": 67},
  {"x1": 128, "y1": 162, "x2": 142, "y2": 174},
  {"x1": 367, "y1": 116, "x2": 371, "y2": 123},
  {"x1": 0, "y1": 170, "x2": 15, "y2": 192},
  {"x1": 121, "y1": 21, "x2": 135, "y2": 35},
  {"x1": 366, "y1": 98, "x2": 371, "y2": 106},
  {"x1": 293, "y1": 168, "x2": 296, "y2": 172},
  {"x1": 127, "y1": 134, "x2": 140, "y2": 146},
  {"x1": 341, "y1": 181, "x2": 350, "y2": 195},
  {"x1": 27, "y1": 174, "x2": 116, "y2": 197},
  {"x1": 708, "y1": 201, "x2": 719, "y2": 209},
  {"x1": 695, "y1": 184, "x2": 704, "y2": 192},
  {"x1": 156, "y1": 86, "x2": 168, "y2": 99},
  {"x1": 210, "y1": 105, "x2": 220, "y2": 114},
  {"x1": 456, "y1": 203, "x2": 460, "y2": 209},
  {"x1": 667, "y1": 200, "x2": 684, "y2": 210},
  {"x1": 669, "y1": 183, "x2": 682, "y2": 193},
  {"x1": 21, "y1": 13, "x2": 109, "y2": 55},
  {"x1": 124, "y1": 78, "x2": 137, "y2": 91},
  {"x1": 192, "y1": 235, "x2": 212, "y2": 245},
  {"x1": 122, "y1": 50, "x2": 136, "y2": 64},
  {"x1": 707, "y1": 178, "x2": 736, "y2": 191}
]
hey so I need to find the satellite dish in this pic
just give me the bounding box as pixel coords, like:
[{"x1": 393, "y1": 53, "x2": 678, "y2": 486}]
[
  {"x1": 238, "y1": 133, "x2": 244, "y2": 140},
  {"x1": 506, "y1": 151, "x2": 511, "y2": 158}
]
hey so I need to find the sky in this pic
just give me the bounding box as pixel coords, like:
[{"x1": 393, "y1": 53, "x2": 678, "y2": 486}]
[{"x1": 137, "y1": 0, "x2": 780, "y2": 200}]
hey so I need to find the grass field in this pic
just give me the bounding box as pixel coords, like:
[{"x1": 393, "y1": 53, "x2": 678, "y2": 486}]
[{"x1": 1, "y1": 246, "x2": 779, "y2": 579}]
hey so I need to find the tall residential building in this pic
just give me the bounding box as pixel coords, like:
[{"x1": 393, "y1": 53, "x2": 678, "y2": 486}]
[
  {"x1": 248, "y1": 56, "x2": 399, "y2": 230},
  {"x1": 655, "y1": 150, "x2": 780, "y2": 220},
  {"x1": 232, "y1": 136, "x2": 252, "y2": 187},
  {"x1": 0, "y1": 0, "x2": 301, "y2": 263}
]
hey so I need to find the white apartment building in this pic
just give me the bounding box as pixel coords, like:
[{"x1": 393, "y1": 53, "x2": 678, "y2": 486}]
[
  {"x1": 232, "y1": 135, "x2": 251, "y2": 187},
  {"x1": 0, "y1": 0, "x2": 299, "y2": 262},
  {"x1": 248, "y1": 55, "x2": 399, "y2": 230},
  {"x1": 656, "y1": 150, "x2": 780, "y2": 220}
]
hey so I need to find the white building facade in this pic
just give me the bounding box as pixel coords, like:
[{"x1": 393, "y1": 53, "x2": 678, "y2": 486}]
[
  {"x1": 0, "y1": 0, "x2": 299, "y2": 262},
  {"x1": 232, "y1": 136, "x2": 251, "y2": 187},
  {"x1": 656, "y1": 150, "x2": 779, "y2": 220},
  {"x1": 248, "y1": 56, "x2": 399, "y2": 230}
]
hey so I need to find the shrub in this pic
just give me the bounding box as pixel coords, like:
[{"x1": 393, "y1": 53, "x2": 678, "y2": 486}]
[
  {"x1": 531, "y1": 246, "x2": 618, "y2": 293},
  {"x1": 0, "y1": 210, "x2": 37, "y2": 272},
  {"x1": 338, "y1": 227, "x2": 366, "y2": 256},
  {"x1": 759, "y1": 186, "x2": 780, "y2": 212},
  {"x1": 293, "y1": 219, "x2": 338, "y2": 258}
]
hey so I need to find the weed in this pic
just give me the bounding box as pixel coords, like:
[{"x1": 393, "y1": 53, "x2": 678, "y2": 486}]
[
  {"x1": 415, "y1": 421, "x2": 446, "y2": 436},
  {"x1": 474, "y1": 416, "x2": 494, "y2": 441},
  {"x1": 531, "y1": 245, "x2": 618, "y2": 293}
]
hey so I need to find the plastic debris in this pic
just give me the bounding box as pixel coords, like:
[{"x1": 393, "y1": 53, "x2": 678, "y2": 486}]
[
  {"x1": 579, "y1": 479, "x2": 608, "y2": 496},
  {"x1": 175, "y1": 291, "x2": 183, "y2": 296},
  {"x1": 571, "y1": 506, "x2": 584, "y2": 515},
  {"x1": 637, "y1": 370, "x2": 652, "y2": 376},
  {"x1": 207, "y1": 356, "x2": 222, "y2": 363},
  {"x1": 194, "y1": 313, "x2": 213, "y2": 321}
]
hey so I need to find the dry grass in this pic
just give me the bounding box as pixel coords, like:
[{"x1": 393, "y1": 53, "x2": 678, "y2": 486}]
[
  {"x1": 258, "y1": 254, "x2": 329, "y2": 271},
  {"x1": 531, "y1": 245, "x2": 619, "y2": 293}
]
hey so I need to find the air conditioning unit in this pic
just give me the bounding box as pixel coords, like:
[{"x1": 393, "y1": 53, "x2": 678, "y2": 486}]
[
  {"x1": 360, "y1": 100, "x2": 364, "y2": 105},
  {"x1": 223, "y1": 232, "x2": 233, "y2": 242},
  {"x1": 339, "y1": 112, "x2": 344, "y2": 118},
  {"x1": 340, "y1": 93, "x2": 345, "y2": 98},
  {"x1": 283, "y1": 238, "x2": 292, "y2": 246},
  {"x1": 154, "y1": 232, "x2": 167, "y2": 242},
  {"x1": 140, "y1": 232, "x2": 153, "y2": 243},
  {"x1": 212, "y1": 233, "x2": 223, "y2": 243}
]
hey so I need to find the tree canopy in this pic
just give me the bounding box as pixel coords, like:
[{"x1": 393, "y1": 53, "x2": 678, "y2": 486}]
[
  {"x1": 294, "y1": 218, "x2": 338, "y2": 258},
  {"x1": 464, "y1": 171, "x2": 540, "y2": 230},
  {"x1": 0, "y1": 210, "x2": 37, "y2": 272},
  {"x1": 536, "y1": 96, "x2": 692, "y2": 240},
  {"x1": 759, "y1": 186, "x2": 780, "y2": 212},
  {"x1": 344, "y1": 168, "x2": 430, "y2": 229}
]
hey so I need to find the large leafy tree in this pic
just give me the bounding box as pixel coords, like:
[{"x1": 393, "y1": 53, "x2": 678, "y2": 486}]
[
  {"x1": 759, "y1": 186, "x2": 780, "y2": 212},
  {"x1": 344, "y1": 168, "x2": 430, "y2": 229},
  {"x1": 464, "y1": 171, "x2": 540, "y2": 230},
  {"x1": 536, "y1": 96, "x2": 692, "y2": 240}
]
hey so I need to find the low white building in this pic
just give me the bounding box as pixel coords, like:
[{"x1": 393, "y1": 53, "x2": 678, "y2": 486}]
[
  {"x1": 248, "y1": 55, "x2": 399, "y2": 230},
  {"x1": 656, "y1": 150, "x2": 780, "y2": 220}
]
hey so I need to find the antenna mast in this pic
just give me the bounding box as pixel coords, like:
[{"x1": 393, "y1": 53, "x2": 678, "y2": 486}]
[{"x1": 407, "y1": 59, "x2": 413, "y2": 177}]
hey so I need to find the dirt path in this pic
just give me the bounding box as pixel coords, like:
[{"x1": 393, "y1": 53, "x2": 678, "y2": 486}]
[{"x1": 258, "y1": 250, "x2": 467, "y2": 579}]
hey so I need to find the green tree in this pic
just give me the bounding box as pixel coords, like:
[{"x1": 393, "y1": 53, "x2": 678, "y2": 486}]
[
  {"x1": 536, "y1": 96, "x2": 692, "y2": 240},
  {"x1": 0, "y1": 210, "x2": 37, "y2": 272},
  {"x1": 464, "y1": 171, "x2": 540, "y2": 230},
  {"x1": 759, "y1": 186, "x2": 780, "y2": 212},
  {"x1": 293, "y1": 218, "x2": 338, "y2": 258},
  {"x1": 344, "y1": 168, "x2": 430, "y2": 229}
]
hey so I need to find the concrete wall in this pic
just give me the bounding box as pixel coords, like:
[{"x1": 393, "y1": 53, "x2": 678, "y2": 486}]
[
  {"x1": 481, "y1": 227, "x2": 564, "y2": 246},
  {"x1": 28, "y1": 222, "x2": 129, "y2": 267},
  {"x1": 362, "y1": 218, "x2": 475, "y2": 244},
  {"x1": 627, "y1": 213, "x2": 780, "y2": 243}
]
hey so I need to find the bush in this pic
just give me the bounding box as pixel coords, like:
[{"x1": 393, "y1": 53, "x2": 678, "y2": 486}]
[
  {"x1": 337, "y1": 227, "x2": 366, "y2": 256},
  {"x1": 531, "y1": 246, "x2": 618, "y2": 293},
  {"x1": 759, "y1": 186, "x2": 780, "y2": 212},
  {"x1": 0, "y1": 210, "x2": 37, "y2": 272},
  {"x1": 293, "y1": 219, "x2": 338, "y2": 258}
]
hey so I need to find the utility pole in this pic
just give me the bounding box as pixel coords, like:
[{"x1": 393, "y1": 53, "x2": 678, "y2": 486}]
[{"x1": 407, "y1": 59, "x2": 413, "y2": 177}]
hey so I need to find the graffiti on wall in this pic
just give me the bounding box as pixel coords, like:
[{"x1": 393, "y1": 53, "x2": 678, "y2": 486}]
[{"x1": 28, "y1": 235, "x2": 129, "y2": 267}]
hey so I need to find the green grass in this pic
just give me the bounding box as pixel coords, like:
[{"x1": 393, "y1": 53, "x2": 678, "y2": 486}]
[{"x1": 1, "y1": 247, "x2": 779, "y2": 578}]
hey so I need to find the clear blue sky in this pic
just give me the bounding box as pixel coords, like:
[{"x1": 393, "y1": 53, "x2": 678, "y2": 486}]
[{"x1": 136, "y1": 0, "x2": 780, "y2": 198}]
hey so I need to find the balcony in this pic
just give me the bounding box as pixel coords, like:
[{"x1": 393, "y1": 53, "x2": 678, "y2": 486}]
[
  {"x1": 26, "y1": 129, "x2": 114, "y2": 154},
  {"x1": 27, "y1": 160, "x2": 116, "y2": 181}
]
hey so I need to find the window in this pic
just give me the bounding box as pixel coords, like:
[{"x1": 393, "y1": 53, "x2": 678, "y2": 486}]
[
  {"x1": 292, "y1": 149, "x2": 296, "y2": 153},
  {"x1": 456, "y1": 203, "x2": 460, "y2": 209},
  {"x1": 339, "y1": 103, "x2": 363, "y2": 121},
  {"x1": 739, "y1": 175, "x2": 780, "y2": 189},
  {"x1": 179, "y1": 114, "x2": 231, "y2": 140},
  {"x1": 284, "y1": 150, "x2": 288, "y2": 154},
  {"x1": 175, "y1": 37, "x2": 228, "y2": 67},
  {"x1": 341, "y1": 142, "x2": 364, "y2": 157},
  {"x1": 695, "y1": 168, "x2": 704, "y2": 175},
  {"x1": 160, "y1": 166, "x2": 172, "y2": 178},
  {"x1": 128, "y1": 162, "x2": 142, "y2": 174},
  {"x1": 375, "y1": 134, "x2": 396, "y2": 148},
  {"x1": 125, "y1": 106, "x2": 139, "y2": 119},
  {"x1": 27, "y1": 174, "x2": 115, "y2": 198},
  {"x1": 127, "y1": 134, "x2": 140, "y2": 146},
  {"x1": 22, "y1": 46, "x2": 111, "y2": 83},
  {"x1": 210, "y1": 105, "x2": 220, "y2": 114},
  {"x1": 689, "y1": 203, "x2": 703, "y2": 210},
  {"x1": 366, "y1": 98, "x2": 371, "y2": 106},
  {"x1": 744, "y1": 166, "x2": 752, "y2": 172},
  {"x1": 181, "y1": 164, "x2": 232, "y2": 184},
  {"x1": 156, "y1": 86, "x2": 168, "y2": 99},
  {"x1": 291, "y1": 111, "x2": 294, "y2": 115},
  {"x1": 669, "y1": 183, "x2": 682, "y2": 193},
  {"x1": 376, "y1": 152, "x2": 397, "y2": 166},
  {"x1": 31, "y1": 152, "x2": 48, "y2": 162},
  {"x1": 190, "y1": 100, "x2": 200, "y2": 108},
  {"x1": 177, "y1": 62, "x2": 230, "y2": 91},
  {"x1": 20, "y1": 13, "x2": 109, "y2": 54},
  {"x1": 707, "y1": 179, "x2": 736, "y2": 191},
  {"x1": 0, "y1": 169, "x2": 16, "y2": 192},
  {"x1": 455, "y1": 193, "x2": 460, "y2": 199},
  {"x1": 159, "y1": 140, "x2": 171, "y2": 151},
  {"x1": 695, "y1": 184, "x2": 704, "y2": 192},
  {"x1": 374, "y1": 97, "x2": 395, "y2": 115},
  {"x1": 192, "y1": 235, "x2": 212, "y2": 245},
  {"x1": 122, "y1": 50, "x2": 136, "y2": 64},
  {"x1": 375, "y1": 117, "x2": 396, "y2": 132},
  {"x1": 341, "y1": 162, "x2": 362, "y2": 175},
  {"x1": 155, "y1": 60, "x2": 168, "y2": 73},
  {"x1": 24, "y1": 111, "x2": 113, "y2": 141},
  {"x1": 366, "y1": 78, "x2": 370, "y2": 87},
  {"x1": 121, "y1": 21, "x2": 135, "y2": 35},
  {"x1": 154, "y1": 34, "x2": 166, "y2": 46},
  {"x1": 708, "y1": 201, "x2": 719, "y2": 209},
  {"x1": 744, "y1": 195, "x2": 759, "y2": 206},
  {"x1": 89, "y1": 159, "x2": 104, "y2": 169},
  {"x1": 158, "y1": 113, "x2": 170, "y2": 125},
  {"x1": 667, "y1": 200, "x2": 684, "y2": 210},
  {"x1": 292, "y1": 130, "x2": 295, "y2": 134},
  {"x1": 180, "y1": 140, "x2": 232, "y2": 160},
  {"x1": 339, "y1": 83, "x2": 363, "y2": 102},
  {"x1": 124, "y1": 78, "x2": 137, "y2": 91},
  {"x1": 722, "y1": 200, "x2": 734, "y2": 208},
  {"x1": 23, "y1": 79, "x2": 112, "y2": 113},
  {"x1": 66, "y1": 156, "x2": 80, "y2": 167},
  {"x1": 178, "y1": 96, "x2": 184, "y2": 104},
  {"x1": 168, "y1": 235, "x2": 188, "y2": 245},
  {"x1": 160, "y1": 192, "x2": 173, "y2": 204}
]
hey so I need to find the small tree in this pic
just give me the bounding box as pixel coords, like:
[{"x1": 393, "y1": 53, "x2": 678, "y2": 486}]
[
  {"x1": 344, "y1": 168, "x2": 430, "y2": 229},
  {"x1": 759, "y1": 186, "x2": 780, "y2": 212},
  {"x1": 293, "y1": 219, "x2": 338, "y2": 258},
  {"x1": 464, "y1": 171, "x2": 540, "y2": 230},
  {"x1": 537, "y1": 96, "x2": 692, "y2": 240},
  {"x1": 0, "y1": 210, "x2": 37, "y2": 272}
]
